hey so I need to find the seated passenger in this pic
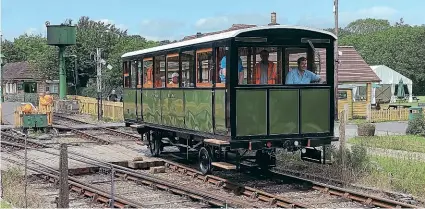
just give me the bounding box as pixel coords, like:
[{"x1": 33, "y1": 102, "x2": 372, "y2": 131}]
[
  {"x1": 253, "y1": 50, "x2": 277, "y2": 84},
  {"x1": 285, "y1": 57, "x2": 321, "y2": 84},
  {"x1": 168, "y1": 72, "x2": 179, "y2": 87},
  {"x1": 219, "y1": 56, "x2": 244, "y2": 84}
]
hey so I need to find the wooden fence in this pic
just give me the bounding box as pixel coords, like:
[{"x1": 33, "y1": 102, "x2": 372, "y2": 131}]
[
  {"x1": 66, "y1": 95, "x2": 424, "y2": 123},
  {"x1": 67, "y1": 95, "x2": 124, "y2": 121},
  {"x1": 369, "y1": 107, "x2": 410, "y2": 122}
]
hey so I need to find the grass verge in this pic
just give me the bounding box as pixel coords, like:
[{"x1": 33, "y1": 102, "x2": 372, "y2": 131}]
[
  {"x1": 359, "y1": 155, "x2": 425, "y2": 198},
  {"x1": 276, "y1": 144, "x2": 425, "y2": 200},
  {"x1": 0, "y1": 201, "x2": 12, "y2": 208},
  {"x1": 1, "y1": 167, "x2": 44, "y2": 208},
  {"x1": 349, "y1": 135, "x2": 425, "y2": 153}
]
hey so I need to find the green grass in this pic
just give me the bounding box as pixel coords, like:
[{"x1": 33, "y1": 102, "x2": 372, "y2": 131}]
[
  {"x1": 349, "y1": 135, "x2": 425, "y2": 153},
  {"x1": 359, "y1": 156, "x2": 425, "y2": 199},
  {"x1": 0, "y1": 201, "x2": 11, "y2": 208}
]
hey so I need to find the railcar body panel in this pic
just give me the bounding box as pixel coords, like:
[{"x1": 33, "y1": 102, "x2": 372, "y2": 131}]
[{"x1": 123, "y1": 89, "x2": 137, "y2": 120}]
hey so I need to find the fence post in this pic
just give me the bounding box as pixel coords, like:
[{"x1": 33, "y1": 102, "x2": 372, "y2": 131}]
[
  {"x1": 24, "y1": 134, "x2": 28, "y2": 208},
  {"x1": 339, "y1": 106, "x2": 347, "y2": 185},
  {"x1": 366, "y1": 103, "x2": 371, "y2": 122},
  {"x1": 58, "y1": 144, "x2": 69, "y2": 208},
  {"x1": 110, "y1": 166, "x2": 115, "y2": 208}
]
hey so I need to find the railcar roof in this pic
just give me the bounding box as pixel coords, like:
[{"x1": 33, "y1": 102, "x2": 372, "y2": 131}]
[{"x1": 121, "y1": 25, "x2": 337, "y2": 58}]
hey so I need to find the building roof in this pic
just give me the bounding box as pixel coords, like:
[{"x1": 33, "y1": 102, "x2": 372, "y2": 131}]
[
  {"x1": 287, "y1": 46, "x2": 381, "y2": 83},
  {"x1": 370, "y1": 65, "x2": 412, "y2": 85},
  {"x1": 121, "y1": 25, "x2": 337, "y2": 58},
  {"x1": 2, "y1": 61, "x2": 42, "y2": 80}
]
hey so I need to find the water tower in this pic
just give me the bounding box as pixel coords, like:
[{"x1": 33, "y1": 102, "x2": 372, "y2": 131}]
[{"x1": 46, "y1": 21, "x2": 76, "y2": 99}]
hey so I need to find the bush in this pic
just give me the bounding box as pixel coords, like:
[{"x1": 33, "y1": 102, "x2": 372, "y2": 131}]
[
  {"x1": 357, "y1": 123, "x2": 375, "y2": 136},
  {"x1": 406, "y1": 117, "x2": 425, "y2": 135}
]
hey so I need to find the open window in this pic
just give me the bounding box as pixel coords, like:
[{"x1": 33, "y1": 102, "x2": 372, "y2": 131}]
[
  {"x1": 216, "y1": 47, "x2": 226, "y2": 87},
  {"x1": 166, "y1": 53, "x2": 179, "y2": 88},
  {"x1": 130, "y1": 61, "x2": 137, "y2": 88},
  {"x1": 285, "y1": 43, "x2": 326, "y2": 85},
  {"x1": 154, "y1": 55, "x2": 166, "y2": 88},
  {"x1": 196, "y1": 48, "x2": 213, "y2": 87},
  {"x1": 137, "y1": 60, "x2": 142, "y2": 88},
  {"x1": 143, "y1": 58, "x2": 153, "y2": 88},
  {"x1": 123, "y1": 62, "x2": 130, "y2": 88},
  {"x1": 239, "y1": 47, "x2": 282, "y2": 85},
  {"x1": 181, "y1": 50, "x2": 195, "y2": 87}
]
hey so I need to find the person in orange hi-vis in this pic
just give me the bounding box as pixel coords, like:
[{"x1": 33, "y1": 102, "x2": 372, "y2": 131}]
[{"x1": 253, "y1": 50, "x2": 277, "y2": 84}]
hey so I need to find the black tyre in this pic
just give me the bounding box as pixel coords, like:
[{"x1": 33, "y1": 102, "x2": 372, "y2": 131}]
[{"x1": 198, "y1": 147, "x2": 212, "y2": 175}]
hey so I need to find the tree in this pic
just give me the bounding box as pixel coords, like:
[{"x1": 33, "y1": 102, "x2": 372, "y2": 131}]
[
  {"x1": 345, "y1": 18, "x2": 391, "y2": 35},
  {"x1": 339, "y1": 19, "x2": 425, "y2": 95}
]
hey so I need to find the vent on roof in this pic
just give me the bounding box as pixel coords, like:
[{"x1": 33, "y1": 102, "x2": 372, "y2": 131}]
[{"x1": 196, "y1": 32, "x2": 202, "y2": 38}]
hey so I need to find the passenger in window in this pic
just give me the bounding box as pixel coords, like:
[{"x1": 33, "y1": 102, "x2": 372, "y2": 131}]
[
  {"x1": 285, "y1": 57, "x2": 321, "y2": 84},
  {"x1": 219, "y1": 56, "x2": 244, "y2": 84},
  {"x1": 253, "y1": 50, "x2": 277, "y2": 84},
  {"x1": 168, "y1": 73, "x2": 179, "y2": 87}
]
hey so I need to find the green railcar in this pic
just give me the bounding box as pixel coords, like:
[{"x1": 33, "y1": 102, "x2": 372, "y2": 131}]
[{"x1": 121, "y1": 25, "x2": 339, "y2": 174}]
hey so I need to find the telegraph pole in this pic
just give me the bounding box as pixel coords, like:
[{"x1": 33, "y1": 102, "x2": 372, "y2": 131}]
[
  {"x1": 334, "y1": 0, "x2": 339, "y2": 120},
  {"x1": 95, "y1": 48, "x2": 103, "y2": 120}
]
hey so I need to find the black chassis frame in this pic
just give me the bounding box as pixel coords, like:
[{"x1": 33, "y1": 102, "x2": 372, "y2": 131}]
[{"x1": 123, "y1": 29, "x2": 339, "y2": 162}]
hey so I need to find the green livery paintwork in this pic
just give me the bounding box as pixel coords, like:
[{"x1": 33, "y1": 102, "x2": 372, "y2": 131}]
[
  {"x1": 142, "y1": 89, "x2": 161, "y2": 124},
  {"x1": 269, "y1": 89, "x2": 299, "y2": 134},
  {"x1": 137, "y1": 91, "x2": 142, "y2": 121},
  {"x1": 236, "y1": 89, "x2": 267, "y2": 136},
  {"x1": 184, "y1": 90, "x2": 213, "y2": 133},
  {"x1": 123, "y1": 89, "x2": 137, "y2": 120},
  {"x1": 301, "y1": 89, "x2": 330, "y2": 133},
  {"x1": 214, "y1": 89, "x2": 226, "y2": 132},
  {"x1": 161, "y1": 89, "x2": 185, "y2": 128}
]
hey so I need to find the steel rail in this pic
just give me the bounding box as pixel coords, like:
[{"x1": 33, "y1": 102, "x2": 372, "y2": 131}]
[
  {"x1": 2, "y1": 134, "x2": 255, "y2": 208},
  {"x1": 162, "y1": 160, "x2": 418, "y2": 208},
  {"x1": 2, "y1": 156, "x2": 142, "y2": 208},
  {"x1": 54, "y1": 114, "x2": 140, "y2": 140}
]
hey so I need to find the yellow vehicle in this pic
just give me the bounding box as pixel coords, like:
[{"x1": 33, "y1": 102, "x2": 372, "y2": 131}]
[{"x1": 14, "y1": 92, "x2": 53, "y2": 133}]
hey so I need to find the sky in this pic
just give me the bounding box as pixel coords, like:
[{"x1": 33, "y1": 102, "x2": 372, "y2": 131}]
[{"x1": 1, "y1": 0, "x2": 424, "y2": 41}]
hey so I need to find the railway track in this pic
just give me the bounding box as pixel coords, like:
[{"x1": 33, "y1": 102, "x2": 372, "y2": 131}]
[
  {"x1": 0, "y1": 135, "x2": 256, "y2": 208},
  {"x1": 27, "y1": 114, "x2": 420, "y2": 208}
]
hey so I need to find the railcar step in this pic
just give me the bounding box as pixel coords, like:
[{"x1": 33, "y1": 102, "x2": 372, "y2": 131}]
[
  {"x1": 204, "y1": 139, "x2": 230, "y2": 145},
  {"x1": 130, "y1": 124, "x2": 144, "y2": 128},
  {"x1": 211, "y1": 162, "x2": 236, "y2": 170}
]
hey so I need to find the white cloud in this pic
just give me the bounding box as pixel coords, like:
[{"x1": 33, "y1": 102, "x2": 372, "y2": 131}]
[
  {"x1": 296, "y1": 6, "x2": 399, "y2": 29},
  {"x1": 25, "y1": 27, "x2": 38, "y2": 35},
  {"x1": 139, "y1": 19, "x2": 186, "y2": 41},
  {"x1": 96, "y1": 19, "x2": 127, "y2": 31},
  {"x1": 340, "y1": 6, "x2": 398, "y2": 26},
  {"x1": 193, "y1": 13, "x2": 278, "y2": 32}
]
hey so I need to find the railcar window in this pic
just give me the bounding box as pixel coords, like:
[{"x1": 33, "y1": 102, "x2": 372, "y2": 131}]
[
  {"x1": 137, "y1": 61, "x2": 142, "y2": 88},
  {"x1": 154, "y1": 55, "x2": 166, "y2": 88},
  {"x1": 216, "y1": 47, "x2": 226, "y2": 87},
  {"x1": 123, "y1": 61, "x2": 130, "y2": 88},
  {"x1": 166, "y1": 53, "x2": 179, "y2": 88},
  {"x1": 239, "y1": 47, "x2": 281, "y2": 85},
  {"x1": 130, "y1": 61, "x2": 137, "y2": 88},
  {"x1": 143, "y1": 58, "x2": 153, "y2": 88},
  {"x1": 196, "y1": 48, "x2": 213, "y2": 87},
  {"x1": 285, "y1": 48, "x2": 326, "y2": 85},
  {"x1": 181, "y1": 50, "x2": 195, "y2": 87}
]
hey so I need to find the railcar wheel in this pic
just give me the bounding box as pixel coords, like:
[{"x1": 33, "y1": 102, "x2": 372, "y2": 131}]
[
  {"x1": 198, "y1": 147, "x2": 212, "y2": 175},
  {"x1": 151, "y1": 138, "x2": 162, "y2": 157}
]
